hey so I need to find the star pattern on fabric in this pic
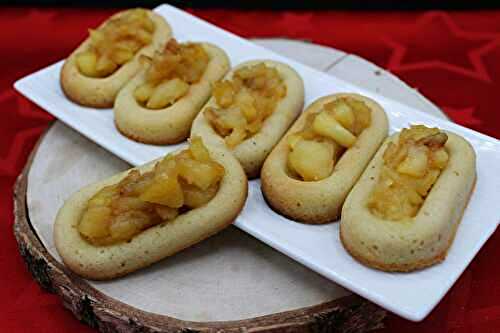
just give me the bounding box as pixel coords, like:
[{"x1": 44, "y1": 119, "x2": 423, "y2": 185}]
[
  {"x1": 383, "y1": 12, "x2": 498, "y2": 82},
  {"x1": 1, "y1": 7, "x2": 500, "y2": 333},
  {"x1": 476, "y1": 37, "x2": 500, "y2": 78}
]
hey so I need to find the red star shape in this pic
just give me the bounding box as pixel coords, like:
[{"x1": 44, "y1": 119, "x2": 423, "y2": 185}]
[
  {"x1": 383, "y1": 11, "x2": 498, "y2": 82},
  {"x1": 442, "y1": 106, "x2": 482, "y2": 127}
]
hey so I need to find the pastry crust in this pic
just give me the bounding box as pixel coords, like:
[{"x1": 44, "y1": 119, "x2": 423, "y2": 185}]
[
  {"x1": 54, "y1": 143, "x2": 247, "y2": 280},
  {"x1": 340, "y1": 131, "x2": 476, "y2": 272},
  {"x1": 114, "y1": 43, "x2": 230, "y2": 145},
  {"x1": 60, "y1": 9, "x2": 171, "y2": 108},
  {"x1": 191, "y1": 60, "x2": 304, "y2": 179},
  {"x1": 261, "y1": 94, "x2": 388, "y2": 224}
]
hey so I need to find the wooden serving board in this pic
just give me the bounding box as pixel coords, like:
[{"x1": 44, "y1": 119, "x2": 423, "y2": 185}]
[{"x1": 13, "y1": 39, "x2": 446, "y2": 332}]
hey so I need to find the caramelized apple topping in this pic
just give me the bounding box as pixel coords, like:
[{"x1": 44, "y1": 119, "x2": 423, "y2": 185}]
[
  {"x1": 133, "y1": 39, "x2": 209, "y2": 109},
  {"x1": 76, "y1": 9, "x2": 155, "y2": 78},
  {"x1": 286, "y1": 98, "x2": 371, "y2": 181},
  {"x1": 78, "y1": 137, "x2": 224, "y2": 245},
  {"x1": 204, "y1": 63, "x2": 286, "y2": 148},
  {"x1": 367, "y1": 125, "x2": 449, "y2": 221}
]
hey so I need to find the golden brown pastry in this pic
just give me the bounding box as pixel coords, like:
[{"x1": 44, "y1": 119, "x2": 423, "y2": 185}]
[
  {"x1": 54, "y1": 137, "x2": 247, "y2": 280},
  {"x1": 60, "y1": 8, "x2": 171, "y2": 108},
  {"x1": 340, "y1": 125, "x2": 476, "y2": 272},
  {"x1": 191, "y1": 60, "x2": 304, "y2": 178},
  {"x1": 261, "y1": 93, "x2": 388, "y2": 224},
  {"x1": 114, "y1": 39, "x2": 230, "y2": 144}
]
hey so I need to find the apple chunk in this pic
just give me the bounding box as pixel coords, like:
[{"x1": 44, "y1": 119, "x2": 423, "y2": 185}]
[
  {"x1": 146, "y1": 78, "x2": 189, "y2": 109},
  {"x1": 312, "y1": 111, "x2": 356, "y2": 148},
  {"x1": 288, "y1": 139, "x2": 335, "y2": 181}
]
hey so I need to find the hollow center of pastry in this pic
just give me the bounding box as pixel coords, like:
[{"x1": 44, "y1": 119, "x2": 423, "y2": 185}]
[
  {"x1": 75, "y1": 8, "x2": 155, "y2": 78},
  {"x1": 286, "y1": 98, "x2": 371, "y2": 181},
  {"x1": 134, "y1": 39, "x2": 209, "y2": 109},
  {"x1": 367, "y1": 125, "x2": 449, "y2": 221},
  {"x1": 77, "y1": 137, "x2": 224, "y2": 246},
  {"x1": 204, "y1": 63, "x2": 286, "y2": 148}
]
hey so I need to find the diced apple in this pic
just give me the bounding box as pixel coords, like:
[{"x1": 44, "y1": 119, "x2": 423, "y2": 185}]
[
  {"x1": 419, "y1": 132, "x2": 448, "y2": 148},
  {"x1": 135, "y1": 28, "x2": 153, "y2": 45},
  {"x1": 235, "y1": 88, "x2": 254, "y2": 105},
  {"x1": 117, "y1": 39, "x2": 142, "y2": 53},
  {"x1": 286, "y1": 133, "x2": 303, "y2": 149},
  {"x1": 153, "y1": 154, "x2": 178, "y2": 177},
  {"x1": 89, "y1": 29, "x2": 105, "y2": 46},
  {"x1": 119, "y1": 172, "x2": 154, "y2": 196},
  {"x1": 431, "y1": 148, "x2": 449, "y2": 169},
  {"x1": 140, "y1": 173, "x2": 184, "y2": 208},
  {"x1": 397, "y1": 146, "x2": 429, "y2": 177},
  {"x1": 134, "y1": 83, "x2": 155, "y2": 104},
  {"x1": 111, "y1": 48, "x2": 134, "y2": 65},
  {"x1": 206, "y1": 64, "x2": 285, "y2": 146},
  {"x1": 111, "y1": 196, "x2": 150, "y2": 214},
  {"x1": 204, "y1": 108, "x2": 231, "y2": 136},
  {"x1": 142, "y1": 16, "x2": 155, "y2": 32},
  {"x1": 401, "y1": 125, "x2": 439, "y2": 142},
  {"x1": 331, "y1": 101, "x2": 355, "y2": 131},
  {"x1": 416, "y1": 169, "x2": 440, "y2": 196},
  {"x1": 183, "y1": 183, "x2": 218, "y2": 208},
  {"x1": 312, "y1": 111, "x2": 357, "y2": 148},
  {"x1": 213, "y1": 80, "x2": 235, "y2": 108},
  {"x1": 407, "y1": 188, "x2": 424, "y2": 205},
  {"x1": 146, "y1": 78, "x2": 189, "y2": 109},
  {"x1": 218, "y1": 108, "x2": 247, "y2": 129},
  {"x1": 240, "y1": 102, "x2": 258, "y2": 122},
  {"x1": 95, "y1": 55, "x2": 118, "y2": 77},
  {"x1": 87, "y1": 185, "x2": 118, "y2": 207},
  {"x1": 246, "y1": 118, "x2": 264, "y2": 134},
  {"x1": 76, "y1": 51, "x2": 98, "y2": 77},
  {"x1": 154, "y1": 205, "x2": 179, "y2": 221},
  {"x1": 345, "y1": 99, "x2": 371, "y2": 135},
  {"x1": 178, "y1": 159, "x2": 224, "y2": 190},
  {"x1": 189, "y1": 137, "x2": 211, "y2": 163},
  {"x1": 368, "y1": 126, "x2": 449, "y2": 221},
  {"x1": 109, "y1": 212, "x2": 147, "y2": 240},
  {"x1": 288, "y1": 139, "x2": 334, "y2": 181},
  {"x1": 225, "y1": 128, "x2": 247, "y2": 148},
  {"x1": 79, "y1": 206, "x2": 112, "y2": 238}
]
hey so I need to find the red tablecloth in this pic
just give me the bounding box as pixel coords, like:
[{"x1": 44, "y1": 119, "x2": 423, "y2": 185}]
[{"x1": 1, "y1": 7, "x2": 499, "y2": 333}]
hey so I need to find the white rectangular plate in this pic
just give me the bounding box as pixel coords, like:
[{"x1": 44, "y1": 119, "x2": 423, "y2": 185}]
[{"x1": 14, "y1": 4, "x2": 500, "y2": 322}]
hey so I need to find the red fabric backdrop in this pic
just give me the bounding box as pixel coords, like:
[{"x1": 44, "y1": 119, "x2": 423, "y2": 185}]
[{"x1": 1, "y1": 7, "x2": 499, "y2": 333}]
